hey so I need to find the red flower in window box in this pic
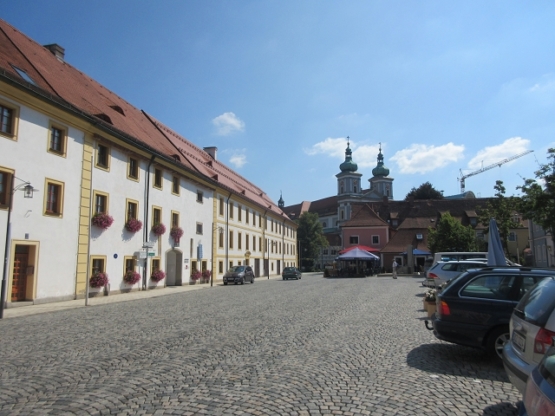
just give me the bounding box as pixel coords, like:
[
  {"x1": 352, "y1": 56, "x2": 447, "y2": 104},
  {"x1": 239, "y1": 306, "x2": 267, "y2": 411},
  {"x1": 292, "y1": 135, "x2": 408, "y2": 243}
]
[
  {"x1": 123, "y1": 270, "x2": 141, "y2": 285},
  {"x1": 91, "y1": 213, "x2": 114, "y2": 230},
  {"x1": 90, "y1": 272, "x2": 109, "y2": 288},
  {"x1": 125, "y1": 218, "x2": 143, "y2": 233},
  {"x1": 191, "y1": 270, "x2": 202, "y2": 281},
  {"x1": 151, "y1": 270, "x2": 166, "y2": 282},
  {"x1": 152, "y1": 223, "x2": 166, "y2": 236},
  {"x1": 170, "y1": 226, "x2": 184, "y2": 241}
]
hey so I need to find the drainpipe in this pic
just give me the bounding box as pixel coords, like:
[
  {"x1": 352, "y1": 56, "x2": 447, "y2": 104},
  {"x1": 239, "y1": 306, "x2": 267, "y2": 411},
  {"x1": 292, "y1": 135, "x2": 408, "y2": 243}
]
[
  {"x1": 225, "y1": 192, "x2": 232, "y2": 272},
  {"x1": 282, "y1": 218, "x2": 286, "y2": 270},
  {"x1": 85, "y1": 152, "x2": 94, "y2": 306},
  {"x1": 263, "y1": 210, "x2": 268, "y2": 278},
  {"x1": 143, "y1": 155, "x2": 155, "y2": 290}
]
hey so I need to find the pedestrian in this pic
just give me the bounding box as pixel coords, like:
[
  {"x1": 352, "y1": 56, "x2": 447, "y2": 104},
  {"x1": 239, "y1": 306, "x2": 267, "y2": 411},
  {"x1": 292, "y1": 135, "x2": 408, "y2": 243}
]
[{"x1": 392, "y1": 259, "x2": 398, "y2": 279}]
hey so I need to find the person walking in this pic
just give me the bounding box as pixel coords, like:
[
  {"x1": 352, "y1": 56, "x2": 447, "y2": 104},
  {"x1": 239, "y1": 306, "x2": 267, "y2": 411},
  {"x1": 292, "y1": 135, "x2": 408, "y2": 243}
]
[{"x1": 392, "y1": 260, "x2": 398, "y2": 279}]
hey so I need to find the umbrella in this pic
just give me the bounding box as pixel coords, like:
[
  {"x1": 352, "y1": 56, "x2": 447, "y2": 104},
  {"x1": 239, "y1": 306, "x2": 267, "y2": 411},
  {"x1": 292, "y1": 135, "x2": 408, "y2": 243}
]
[
  {"x1": 336, "y1": 247, "x2": 379, "y2": 261},
  {"x1": 339, "y1": 245, "x2": 380, "y2": 254},
  {"x1": 487, "y1": 218, "x2": 506, "y2": 266}
]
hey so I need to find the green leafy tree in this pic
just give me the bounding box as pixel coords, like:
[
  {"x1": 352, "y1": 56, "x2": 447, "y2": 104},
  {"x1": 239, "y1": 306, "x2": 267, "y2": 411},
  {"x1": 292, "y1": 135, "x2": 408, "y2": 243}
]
[
  {"x1": 518, "y1": 148, "x2": 555, "y2": 247},
  {"x1": 405, "y1": 182, "x2": 444, "y2": 200},
  {"x1": 297, "y1": 212, "x2": 328, "y2": 270},
  {"x1": 478, "y1": 180, "x2": 520, "y2": 253},
  {"x1": 428, "y1": 212, "x2": 477, "y2": 253}
]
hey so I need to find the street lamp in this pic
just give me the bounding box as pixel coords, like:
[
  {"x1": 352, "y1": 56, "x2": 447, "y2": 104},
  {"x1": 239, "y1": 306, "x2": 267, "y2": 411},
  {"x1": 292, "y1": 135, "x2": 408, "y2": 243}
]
[
  {"x1": 211, "y1": 225, "x2": 223, "y2": 287},
  {"x1": 1, "y1": 177, "x2": 37, "y2": 319}
]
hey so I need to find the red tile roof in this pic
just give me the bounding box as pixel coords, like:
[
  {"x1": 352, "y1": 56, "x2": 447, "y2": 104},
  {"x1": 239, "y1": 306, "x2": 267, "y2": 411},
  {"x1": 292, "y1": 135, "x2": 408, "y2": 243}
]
[{"x1": 0, "y1": 19, "x2": 288, "y2": 219}]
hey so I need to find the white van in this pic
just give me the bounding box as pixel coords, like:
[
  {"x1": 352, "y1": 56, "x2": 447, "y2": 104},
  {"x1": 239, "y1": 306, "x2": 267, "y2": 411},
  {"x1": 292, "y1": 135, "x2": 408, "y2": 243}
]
[{"x1": 432, "y1": 252, "x2": 487, "y2": 265}]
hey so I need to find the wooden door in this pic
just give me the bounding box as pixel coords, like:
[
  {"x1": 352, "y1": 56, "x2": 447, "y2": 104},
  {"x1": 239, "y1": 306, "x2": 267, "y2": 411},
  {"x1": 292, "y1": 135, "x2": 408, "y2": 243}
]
[{"x1": 11, "y1": 249, "x2": 28, "y2": 301}]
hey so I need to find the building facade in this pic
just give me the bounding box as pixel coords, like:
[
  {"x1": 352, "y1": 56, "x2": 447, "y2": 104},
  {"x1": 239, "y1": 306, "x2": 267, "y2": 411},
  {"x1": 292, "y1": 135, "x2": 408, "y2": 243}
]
[{"x1": 0, "y1": 19, "x2": 297, "y2": 308}]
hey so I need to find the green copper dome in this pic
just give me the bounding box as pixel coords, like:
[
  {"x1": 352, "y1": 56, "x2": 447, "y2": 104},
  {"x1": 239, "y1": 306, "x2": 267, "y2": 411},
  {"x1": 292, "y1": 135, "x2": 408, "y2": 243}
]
[
  {"x1": 372, "y1": 145, "x2": 390, "y2": 177},
  {"x1": 339, "y1": 141, "x2": 358, "y2": 172}
]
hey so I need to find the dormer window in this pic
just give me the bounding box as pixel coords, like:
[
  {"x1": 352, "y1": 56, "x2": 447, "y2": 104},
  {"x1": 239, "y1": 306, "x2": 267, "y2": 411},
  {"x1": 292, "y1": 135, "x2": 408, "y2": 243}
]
[{"x1": 470, "y1": 218, "x2": 477, "y2": 226}]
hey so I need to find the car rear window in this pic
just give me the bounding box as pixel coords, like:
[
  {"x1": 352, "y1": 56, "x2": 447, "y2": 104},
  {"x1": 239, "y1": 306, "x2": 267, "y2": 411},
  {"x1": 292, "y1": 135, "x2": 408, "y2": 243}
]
[
  {"x1": 516, "y1": 277, "x2": 555, "y2": 326},
  {"x1": 460, "y1": 274, "x2": 519, "y2": 300}
]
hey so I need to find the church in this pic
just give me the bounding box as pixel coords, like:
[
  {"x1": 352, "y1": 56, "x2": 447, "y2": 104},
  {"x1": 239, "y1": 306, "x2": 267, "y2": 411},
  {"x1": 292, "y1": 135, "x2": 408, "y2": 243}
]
[{"x1": 282, "y1": 141, "x2": 490, "y2": 273}]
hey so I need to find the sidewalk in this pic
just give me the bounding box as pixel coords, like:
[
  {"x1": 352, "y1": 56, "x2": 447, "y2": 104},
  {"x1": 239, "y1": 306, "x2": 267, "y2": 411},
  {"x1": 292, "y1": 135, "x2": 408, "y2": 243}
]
[{"x1": 3, "y1": 275, "x2": 282, "y2": 319}]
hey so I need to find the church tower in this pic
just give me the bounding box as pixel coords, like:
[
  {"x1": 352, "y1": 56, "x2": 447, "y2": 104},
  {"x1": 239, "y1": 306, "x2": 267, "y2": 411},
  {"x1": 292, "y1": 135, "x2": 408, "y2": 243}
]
[
  {"x1": 368, "y1": 143, "x2": 394, "y2": 199},
  {"x1": 336, "y1": 139, "x2": 362, "y2": 196}
]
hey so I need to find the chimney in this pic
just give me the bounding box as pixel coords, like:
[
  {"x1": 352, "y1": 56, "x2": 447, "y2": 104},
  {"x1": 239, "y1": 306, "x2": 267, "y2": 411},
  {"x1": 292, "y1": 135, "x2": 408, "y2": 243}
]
[
  {"x1": 44, "y1": 44, "x2": 65, "y2": 61},
  {"x1": 204, "y1": 146, "x2": 218, "y2": 160}
]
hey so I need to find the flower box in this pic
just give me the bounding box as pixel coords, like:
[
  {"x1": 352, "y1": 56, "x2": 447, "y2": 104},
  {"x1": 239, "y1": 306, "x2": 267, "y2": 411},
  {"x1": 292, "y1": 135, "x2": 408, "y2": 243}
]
[
  {"x1": 170, "y1": 226, "x2": 184, "y2": 241},
  {"x1": 152, "y1": 223, "x2": 166, "y2": 236},
  {"x1": 125, "y1": 218, "x2": 143, "y2": 233},
  {"x1": 191, "y1": 270, "x2": 202, "y2": 281},
  {"x1": 123, "y1": 270, "x2": 141, "y2": 285},
  {"x1": 151, "y1": 270, "x2": 166, "y2": 283},
  {"x1": 90, "y1": 272, "x2": 109, "y2": 288},
  {"x1": 91, "y1": 213, "x2": 114, "y2": 230}
]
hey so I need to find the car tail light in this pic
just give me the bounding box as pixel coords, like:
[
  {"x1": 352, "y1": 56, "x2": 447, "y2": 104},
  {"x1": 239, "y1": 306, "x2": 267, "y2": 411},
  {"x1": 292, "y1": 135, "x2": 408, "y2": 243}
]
[
  {"x1": 534, "y1": 328, "x2": 555, "y2": 354},
  {"x1": 438, "y1": 300, "x2": 450, "y2": 317},
  {"x1": 428, "y1": 273, "x2": 438, "y2": 279}
]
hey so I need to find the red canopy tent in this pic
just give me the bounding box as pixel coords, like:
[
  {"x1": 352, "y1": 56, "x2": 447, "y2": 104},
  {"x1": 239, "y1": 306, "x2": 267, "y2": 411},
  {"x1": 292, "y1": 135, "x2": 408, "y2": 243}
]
[{"x1": 339, "y1": 245, "x2": 380, "y2": 254}]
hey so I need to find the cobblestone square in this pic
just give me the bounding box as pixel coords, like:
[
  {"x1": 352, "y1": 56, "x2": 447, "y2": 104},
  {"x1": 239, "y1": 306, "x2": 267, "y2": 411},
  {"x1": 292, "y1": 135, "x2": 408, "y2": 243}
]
[{"x1": 0, "y1": 274, "x2": 521, "y2": 415}]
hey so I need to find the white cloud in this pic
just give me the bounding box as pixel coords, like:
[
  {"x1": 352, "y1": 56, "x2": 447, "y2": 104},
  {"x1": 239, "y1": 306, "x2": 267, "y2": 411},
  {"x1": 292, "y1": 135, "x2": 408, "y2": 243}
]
[
  {"x1": 353, "y1": 144, "x2": 380, "y2": 168},
  {"x1": 229, "y1": 153, "x2": 247, "y2": 168},
  {"x1": 390, "y1": 143, "x2": 465, "y2": 174},
  {"x1": 467, "y1": 137, "x2": 531, "y2": 170},
  {"x1": 304, "y1": 137, "x2": 347, "y2": 158},
  {"x1": 304, "y1": 137, "x2": 380, "y2": 165},
  {"x1": 212, "y1": 112, "x2": 245, "y2": 136}
]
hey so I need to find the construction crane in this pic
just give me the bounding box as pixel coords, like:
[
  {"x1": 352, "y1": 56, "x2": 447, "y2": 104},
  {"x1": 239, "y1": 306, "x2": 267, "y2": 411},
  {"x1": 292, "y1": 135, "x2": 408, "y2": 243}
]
[{"x1": 459, "y1": 150, "x2": 533, "y2": 193}]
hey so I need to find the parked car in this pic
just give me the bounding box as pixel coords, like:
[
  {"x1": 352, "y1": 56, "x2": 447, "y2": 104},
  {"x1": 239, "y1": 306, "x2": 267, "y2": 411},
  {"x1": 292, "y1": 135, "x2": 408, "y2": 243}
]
[
  {"x1": 503, "y1": 277, "x2": 555, "y2": 394},
  {"x1": 423, "y1": 260, "x2": 488, "y2": 288},
  {"x1": 521, "y1": 344, "x2": 555, "y2": 416},
  {"x1": 223, "y1": 266, "x2": 254, "y2": 285},
  {"x1": 282, "y1": 267, "x2": 302, "y2": 280},
  {"x1": 428, "y1": 267, "x2": 554, "y2": 359}
]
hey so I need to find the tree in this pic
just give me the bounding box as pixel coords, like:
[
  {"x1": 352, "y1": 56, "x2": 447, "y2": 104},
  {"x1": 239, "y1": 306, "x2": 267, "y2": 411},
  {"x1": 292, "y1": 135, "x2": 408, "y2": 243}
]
[
  {"x1": 427, "y1": 213, "x2": 477, "y2": 253},
  {"x1": 405, "y1": 182, "x2": 444, "y2": 200},
  {"x1": 477, "y1": 180, "x2": 520, "y2": 253},
  {"x1": 297, "y1": 212, "x2": 328, "y2": 270},
  {"x1": 518, "y1": 148, "x2": 555, "y2": 247}
]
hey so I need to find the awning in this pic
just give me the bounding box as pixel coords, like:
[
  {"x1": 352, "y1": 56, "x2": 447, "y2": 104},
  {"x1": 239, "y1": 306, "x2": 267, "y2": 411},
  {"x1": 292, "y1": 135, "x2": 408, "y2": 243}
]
[{"x1": 400, "y1": 249, "x2": 431, "y2": 255}]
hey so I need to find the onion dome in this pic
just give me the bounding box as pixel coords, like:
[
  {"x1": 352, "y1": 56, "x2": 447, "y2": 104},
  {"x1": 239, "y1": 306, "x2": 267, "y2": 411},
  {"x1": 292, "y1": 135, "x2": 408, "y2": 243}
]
[
  {"x1": 372, "y1": 144, "x2": 390, "y2": 177},
  {"x1": 339, "y1": 140, "x2": 358, "y2": 172}
]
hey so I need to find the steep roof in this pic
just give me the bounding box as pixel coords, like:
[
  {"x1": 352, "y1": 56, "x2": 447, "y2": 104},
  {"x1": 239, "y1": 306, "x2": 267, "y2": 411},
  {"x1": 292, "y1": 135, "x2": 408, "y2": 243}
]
[
  {"x1": 0, "y1": 19, "x2": 288, "y2": 220},
  {"x1": 342, "y1": 204, "x2": 389, "y2": 228}
]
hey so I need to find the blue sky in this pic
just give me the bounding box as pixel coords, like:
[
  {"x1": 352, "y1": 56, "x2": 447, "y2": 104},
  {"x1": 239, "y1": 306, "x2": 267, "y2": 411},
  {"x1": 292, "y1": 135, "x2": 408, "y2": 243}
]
[{"x1": 3, "y1": 1, "x2": 555, "y2": 205}]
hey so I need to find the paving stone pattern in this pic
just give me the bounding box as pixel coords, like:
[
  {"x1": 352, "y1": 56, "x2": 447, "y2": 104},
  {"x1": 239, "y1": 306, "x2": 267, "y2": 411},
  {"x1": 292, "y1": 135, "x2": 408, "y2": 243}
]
[{"x1": 0, "y1": 274, "x2": 521, "y2": 415}]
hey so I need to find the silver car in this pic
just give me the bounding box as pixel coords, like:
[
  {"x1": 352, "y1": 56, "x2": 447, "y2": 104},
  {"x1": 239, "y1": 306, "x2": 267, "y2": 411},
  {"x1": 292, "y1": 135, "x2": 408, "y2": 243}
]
[
  {"x1": 223, "y1": 265, "x2": 255, "y2": 285},
  {"x1": 503, "y1": 276, "x2": 555, "y2": 394},
  {"x1": 423, "y1": 260, "x2": 488, "y2": 288}
]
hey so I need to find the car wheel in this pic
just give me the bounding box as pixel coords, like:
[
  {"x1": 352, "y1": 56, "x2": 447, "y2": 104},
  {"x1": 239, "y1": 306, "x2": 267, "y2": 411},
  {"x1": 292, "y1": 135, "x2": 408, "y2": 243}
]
[
  {"x1": 251, "y1": 276, "x2": 254, "y2": 284},
  {"x1": 224, "y1": 281, "x2": 228, "y2": 286},
  {"x1": 487, "y1": 326, "x2": 510, "y2": 359},
  {"x1": 282, "y1": 277, "x2": 285, "y2": 280},
  {"x1": 241, "y1": 277, "x2": 244, "y2": 285}
]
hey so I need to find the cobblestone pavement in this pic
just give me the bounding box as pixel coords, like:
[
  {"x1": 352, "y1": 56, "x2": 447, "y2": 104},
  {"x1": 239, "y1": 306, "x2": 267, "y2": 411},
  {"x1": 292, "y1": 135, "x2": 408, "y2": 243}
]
[{"x1": 0, "y1": 274, "x2": 521, "y2": 415}]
